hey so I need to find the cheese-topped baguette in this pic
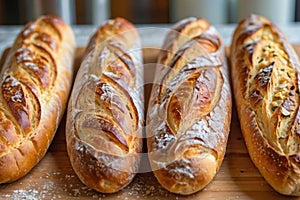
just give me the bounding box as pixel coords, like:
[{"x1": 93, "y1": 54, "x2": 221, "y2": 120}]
[
  {"x1": 147, "y1": 18, "x2": 232, "y2": 195},
  {"x1": 0, "y1": 15, "x2": 75, "y2": 183},
  {"x1": 66, "y1": 18, "x2": 144, "y2": 193},
  {"x1": 231, "y1": 14, "x2": 300, "y2": 196}
]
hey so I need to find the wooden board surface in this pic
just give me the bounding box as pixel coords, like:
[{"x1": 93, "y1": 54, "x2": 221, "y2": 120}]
[{"x1": 0, "y1": 46, "x2": 300, "y2": 200}]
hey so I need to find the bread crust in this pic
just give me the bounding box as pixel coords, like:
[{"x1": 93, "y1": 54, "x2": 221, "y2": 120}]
[
  {"x1": 66, "y1": 18, "x2": 144, "y2": 193},
  {"x1": 0, "y1": 15, "x2": 75, "y2": 183},
  {"x1": 231, "y1": 14, "x2": 300, "y2": 196},
  {"x1": 146, "y1": 18, "x2": 232, "y2": 195}
]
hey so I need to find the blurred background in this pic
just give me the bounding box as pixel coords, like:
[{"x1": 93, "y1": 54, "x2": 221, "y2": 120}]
[{"x1": 0, "y1": 0, "x2": 299, "y2": 25}]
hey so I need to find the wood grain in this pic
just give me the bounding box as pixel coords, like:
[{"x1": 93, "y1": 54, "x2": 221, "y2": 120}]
[{"x1": 0, "y1": 46, "x2": 299, "y2": 199}]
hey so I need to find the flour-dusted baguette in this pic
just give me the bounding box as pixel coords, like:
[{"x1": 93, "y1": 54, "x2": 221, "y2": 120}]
[
  {"x1": 66, "y1": 18, "x2": 144, "y2": 193},
  {"x1": 0, "y1": 15, "x2": 75, "y2": 183},
  {"x1": 146, "y1": 18, "x2": 232, "y2": 195},
  {"x1": 231, "y1": 14, "x2": 300, "y2": 196}
]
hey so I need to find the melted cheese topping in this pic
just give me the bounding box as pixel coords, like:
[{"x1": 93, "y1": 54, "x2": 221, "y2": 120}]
[{"x1": 245, "y1": 27, "x2": 299, "y2": 154}]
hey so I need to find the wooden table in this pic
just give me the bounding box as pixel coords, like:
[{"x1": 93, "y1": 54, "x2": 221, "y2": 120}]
[{"x1": 0, "y1": 45, "x2": 299, "y2": 200}]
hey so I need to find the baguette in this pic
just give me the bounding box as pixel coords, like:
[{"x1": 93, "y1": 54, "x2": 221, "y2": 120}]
[
  {"x1": 0, "y1": 15, "x2": 75, "y2": 183},
  {"x1": 66, "y1": 18, "x2": 144, "y2": 193},
  {"x1": 230, "y1": 14, "x2": 300, "y2": 196},
  {"x1": 146, "y1": 18, "x2": 232, "y2": 195}
]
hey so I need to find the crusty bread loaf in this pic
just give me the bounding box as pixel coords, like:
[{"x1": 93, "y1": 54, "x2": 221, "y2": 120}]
[
  {"x1": 146, "y1": 18, "x2": 232, "y2": 195},
  {"x1": 230, "y1": 14, "x2": 300, "y2": 196},
  {"x1": 66, "y1": 18, "x2": 144, "y2": 193},
  {"x1": 0, "y1": 15, "x2": 75, "y2": 183}
]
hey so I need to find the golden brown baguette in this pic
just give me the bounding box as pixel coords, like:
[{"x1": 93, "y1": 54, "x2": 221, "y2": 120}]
[
  {"x1": 66, "y1": 18, "x2": 143, "y2": 193},
  {"x1": 146, "y1": 18, "x2": 232, "y2": 195},
  {"x1": 0, "y1": 15, "x2": 75, "y2": 183},
  {"x1": 231, "y1": 14, "x2": 300, "y2": 196}
]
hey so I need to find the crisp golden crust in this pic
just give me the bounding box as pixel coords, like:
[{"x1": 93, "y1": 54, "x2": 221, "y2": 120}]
[
  {"x1": 231, "y1": 14, "x2": 300, "y2": 196},
  {"x1": 147, "y1": 18, "x2": 232, "y2": 195},
  {"x1": 66, "y1": 18, "x2": 144, "y2": 193},
  {"x1": 0, "y1": 15, "x2": 75, "y2": 183}
]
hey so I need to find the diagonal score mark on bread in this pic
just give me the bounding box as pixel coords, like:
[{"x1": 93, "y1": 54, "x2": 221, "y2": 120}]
[
  {"x1": 161, "y1": 36, "x2": 223, "y2": 137},
  {"x1": 73, "y1": 37, "x2": 140, "y2": 156},
  {"x1": 149, "y1": 19, "x2": 224, "y2": 164}
]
